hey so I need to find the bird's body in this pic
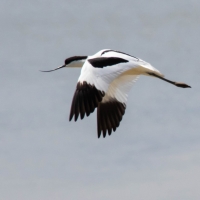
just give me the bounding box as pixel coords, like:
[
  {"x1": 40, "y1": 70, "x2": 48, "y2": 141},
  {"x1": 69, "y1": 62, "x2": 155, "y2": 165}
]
[{"x1": 41, "y1": 49, "x2": 191, "y2": 138}]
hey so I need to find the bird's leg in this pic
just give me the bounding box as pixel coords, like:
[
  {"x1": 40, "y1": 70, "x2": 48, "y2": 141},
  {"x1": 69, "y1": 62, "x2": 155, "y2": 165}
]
[{"x1": 147, "y1": 72, "x2": 191, "y2": 88}]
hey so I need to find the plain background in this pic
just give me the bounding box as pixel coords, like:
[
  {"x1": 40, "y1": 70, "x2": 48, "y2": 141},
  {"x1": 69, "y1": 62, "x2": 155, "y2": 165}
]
[{"x1": 1, "y1": 0, "x2": 199, "y2": 199}]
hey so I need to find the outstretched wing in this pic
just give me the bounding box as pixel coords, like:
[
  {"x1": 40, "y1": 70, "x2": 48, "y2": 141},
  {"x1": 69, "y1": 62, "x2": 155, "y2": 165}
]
[
  {"x1": 69, "y1": 53, "x2": 162, "y2": 134},
  {"x1": 97, "y1": 73, "x2": 139, "y2": 138},
  {"x1": 69, "y1": 81, "x2": 105, "y2": 121},
  {"x1": 69, "y1": 57, "x2": 134, "y2": 121}
]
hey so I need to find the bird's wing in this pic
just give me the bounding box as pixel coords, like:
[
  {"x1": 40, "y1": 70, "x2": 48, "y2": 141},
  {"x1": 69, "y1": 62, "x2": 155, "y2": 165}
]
[
  {"x1": 97, "y1": 73, "x2": 139, "y2": 138},
  {"x1": 69, "y1": 55, "x2": 161, "y2": 123},
  {"x1": 69, "y1": 57, "x2": 137, "y2": 122},
  {"x1": 69, "y1": 81, "x2": 105, "y2": 121},
  {"x1": 101, "y1": 49, "x2": 164, "y2": 77}
]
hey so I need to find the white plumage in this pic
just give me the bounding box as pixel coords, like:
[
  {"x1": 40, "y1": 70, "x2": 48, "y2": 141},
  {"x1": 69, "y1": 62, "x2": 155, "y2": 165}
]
[{"x1": 41, "y1": 49, "x2": 191, "y2": 138}]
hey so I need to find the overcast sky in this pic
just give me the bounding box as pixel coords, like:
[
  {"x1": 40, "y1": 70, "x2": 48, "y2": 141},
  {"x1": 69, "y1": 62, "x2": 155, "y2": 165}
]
[{"x1": 1, "y1": 0, "x2": 200, "y2": 199}]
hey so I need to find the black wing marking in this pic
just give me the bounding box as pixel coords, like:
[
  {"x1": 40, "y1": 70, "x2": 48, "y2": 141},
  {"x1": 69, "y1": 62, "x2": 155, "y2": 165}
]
[
  {"x1": 101, "y1": 49, "x2": 139, "y2": 60},
  {"x1": 69, "y1": 81, "x2": 105, "y2": 121},
  {"x1": 88, "y1": 57, "x2": 128, "y2": 68},
  {"x1": 97, "y1": 99, "x2": 126, "y2": 138}
]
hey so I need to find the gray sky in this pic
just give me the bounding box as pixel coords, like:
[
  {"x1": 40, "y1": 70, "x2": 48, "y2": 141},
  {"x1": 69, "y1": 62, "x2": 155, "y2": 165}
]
[{"x1": 1, "y1": 0, "x2": 199, "y2": 199}]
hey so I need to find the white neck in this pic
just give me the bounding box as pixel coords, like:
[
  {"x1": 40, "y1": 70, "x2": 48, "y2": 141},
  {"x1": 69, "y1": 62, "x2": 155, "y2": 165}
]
[{"x1": 68, "y1": 59, "x2": 86, "y2": 68}]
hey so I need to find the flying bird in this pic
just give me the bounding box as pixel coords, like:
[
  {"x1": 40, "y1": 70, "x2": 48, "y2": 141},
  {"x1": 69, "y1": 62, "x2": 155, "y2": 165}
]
[{"x1": 41, "y1": 49, "x2": 191, "y2": 138}]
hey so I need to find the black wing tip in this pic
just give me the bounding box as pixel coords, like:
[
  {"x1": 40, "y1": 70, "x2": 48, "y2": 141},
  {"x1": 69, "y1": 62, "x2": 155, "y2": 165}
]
[
  {"x1": 97, "y1": 128, "x2": 117, "y2": 138},
  {"x1": 97, "y1": 99, "x2": 126, "y2": 138},
  {"x1": 69, "y1": 81, "x2": 105, "y2": 123}
]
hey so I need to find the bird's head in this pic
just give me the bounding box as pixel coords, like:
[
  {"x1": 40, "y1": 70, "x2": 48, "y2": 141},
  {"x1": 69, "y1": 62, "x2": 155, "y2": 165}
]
[{"x1": 40, "y1": 56, "x2": 87, "y2": 72}]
